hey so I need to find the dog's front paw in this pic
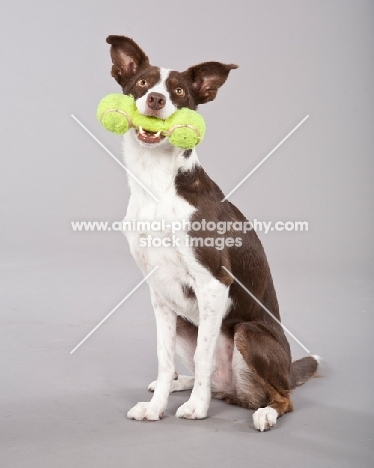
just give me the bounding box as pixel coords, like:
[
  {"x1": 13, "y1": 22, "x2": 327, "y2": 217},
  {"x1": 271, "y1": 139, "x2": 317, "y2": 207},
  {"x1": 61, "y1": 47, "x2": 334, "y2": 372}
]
[
  {"x1": 127, "y1": 402, "x2": 163, "y2": 421},
  {"x1": 253, "y1": 407, "x2": 278, "y2": 432},
  {"x1": 175, "y1": 399, "x2": 208, "y2": 420}
]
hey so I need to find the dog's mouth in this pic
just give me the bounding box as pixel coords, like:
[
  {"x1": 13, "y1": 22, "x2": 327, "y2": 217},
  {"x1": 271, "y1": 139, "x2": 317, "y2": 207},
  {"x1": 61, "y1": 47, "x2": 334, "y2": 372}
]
[{"x1": 136, "y1": 126, "x2": 165, "y2": 144}]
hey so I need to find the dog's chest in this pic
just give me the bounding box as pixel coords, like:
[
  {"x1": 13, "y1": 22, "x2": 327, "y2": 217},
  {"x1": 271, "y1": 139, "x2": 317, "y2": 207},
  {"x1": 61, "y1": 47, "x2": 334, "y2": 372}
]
[
  {"x1": 124, "y1": 183, "x2": 200, "y2": 322},
  {"x1": 122, "y1": 132, "x2": 204, "y2": 322}
]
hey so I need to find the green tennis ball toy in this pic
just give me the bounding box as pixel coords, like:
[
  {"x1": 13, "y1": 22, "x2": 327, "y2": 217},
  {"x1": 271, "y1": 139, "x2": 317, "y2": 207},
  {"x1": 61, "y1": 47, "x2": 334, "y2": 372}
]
[{"x1": 97, "y1": 94, "x2": 206, "y2": 149}]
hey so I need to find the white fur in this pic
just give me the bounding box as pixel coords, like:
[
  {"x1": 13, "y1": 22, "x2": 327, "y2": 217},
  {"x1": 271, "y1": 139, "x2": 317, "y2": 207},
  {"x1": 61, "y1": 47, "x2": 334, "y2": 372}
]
[
  {"x1": 124, "y1": 70, "x2": 233, "y2": 421},
  {"x1": 175, "y1": 275, "x2": 230, "y2": 419},
  {"x1": 136, "y1": 68, "x2": 177, "y2": 119},
  {"x1": 148, "y1": 375, "x2": 195, "y2": 392},
  {"x1": 253, "y1": 407, "x2": 279, "y2": 432},
  {"x1": 211, "y1": 332, "x2": 234, "y2": 394},
  {"x1": 127, "y1": 292, "x2": 176, "y2": 421},
  {"x1": 231, "y1": 339, "x2": 250, "y2": 394},
  {"x1": 174, "y1": 330, "x2": 239, "y2": 397},
  {"x1": 122, "y1": 128, "x2": 198, "y2": 201},
  {"x1": 312, "y1": 354, "x2": 322, "y2": 364},
  {"x1": 127, "y1": 401, "x2": 163, "y2": 420}
]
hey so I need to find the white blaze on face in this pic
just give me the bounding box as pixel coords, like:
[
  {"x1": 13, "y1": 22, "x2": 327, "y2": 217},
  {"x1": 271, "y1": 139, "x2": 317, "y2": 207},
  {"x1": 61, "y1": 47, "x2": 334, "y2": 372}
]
[{"x1": 136, "y1": 68, "x2": 177, "y2": 119}]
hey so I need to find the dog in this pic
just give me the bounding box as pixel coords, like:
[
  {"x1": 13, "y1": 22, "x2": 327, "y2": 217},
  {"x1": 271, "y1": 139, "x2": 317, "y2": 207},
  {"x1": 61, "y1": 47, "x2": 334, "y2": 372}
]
[{"x1": 105, "y1": 35, "x2": 318, "y2": 431}]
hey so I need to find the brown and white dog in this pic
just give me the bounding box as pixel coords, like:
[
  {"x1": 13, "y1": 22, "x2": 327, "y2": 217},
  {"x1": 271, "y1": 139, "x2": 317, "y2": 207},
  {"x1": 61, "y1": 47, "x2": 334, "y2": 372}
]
[{"x1": 106, "y1": 35, "x2": 318, "y2": 431}]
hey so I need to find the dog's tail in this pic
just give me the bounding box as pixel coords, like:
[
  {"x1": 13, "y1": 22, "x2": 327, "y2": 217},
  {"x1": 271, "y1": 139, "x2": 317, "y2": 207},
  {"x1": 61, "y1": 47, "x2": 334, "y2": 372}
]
[{"x1": 290, "y1": 355, "x2": 320, "y2": 389}]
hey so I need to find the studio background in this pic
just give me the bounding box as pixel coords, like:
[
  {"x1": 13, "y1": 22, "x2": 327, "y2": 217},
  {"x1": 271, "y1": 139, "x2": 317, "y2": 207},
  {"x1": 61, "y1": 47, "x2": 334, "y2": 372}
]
[{"x1": 1, "y1": 1, "x2": 373, "y2": 467}]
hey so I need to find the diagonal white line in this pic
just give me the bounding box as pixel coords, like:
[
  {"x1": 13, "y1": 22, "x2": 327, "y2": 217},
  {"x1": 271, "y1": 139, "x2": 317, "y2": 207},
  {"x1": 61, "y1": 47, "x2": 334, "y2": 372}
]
[
  {"x1": 71, "y1": 114, "x2": 160, "y2": 202},
  {"x1": 222, "y1": 266, "x2": 310, "y2": 353},
  {"x1": 221, "y1": 115, "x2": 309, "y2": 202},
  {"x1": 70, "y1": 266, "x2": 159, "y2": 354}
]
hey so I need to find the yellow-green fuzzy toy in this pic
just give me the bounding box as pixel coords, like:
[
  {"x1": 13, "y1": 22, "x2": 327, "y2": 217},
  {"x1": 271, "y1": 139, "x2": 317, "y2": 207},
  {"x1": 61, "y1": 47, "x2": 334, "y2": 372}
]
[{"x1": 97, "y1": 94, "x2": 206, "y2": 149}]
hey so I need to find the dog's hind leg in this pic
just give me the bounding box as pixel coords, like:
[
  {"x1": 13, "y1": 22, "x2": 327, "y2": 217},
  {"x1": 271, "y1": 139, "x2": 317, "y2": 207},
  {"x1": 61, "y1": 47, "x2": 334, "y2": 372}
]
[
  {"x1": 148, "y1": 374, "x2": 195, "y2": 392},
  {"x1": 234, "y1": 322, "x2": 293, "y2": 432}
]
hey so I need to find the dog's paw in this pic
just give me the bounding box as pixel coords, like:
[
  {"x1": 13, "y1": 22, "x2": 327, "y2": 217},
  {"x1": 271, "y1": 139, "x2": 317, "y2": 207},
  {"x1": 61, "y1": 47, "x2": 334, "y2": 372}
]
[
  {"x1": 175, "y1": 399, "x2": 208, "y2": 420},
  {"x1": 127, "y1": 402, "x2": 163, "y2": 421},
  {"x1": 148, "y1": 381, "x2": 157, "y2": 392},
  {"x1": 253, "y1": 407, "x2": 278, "y2": 432}
]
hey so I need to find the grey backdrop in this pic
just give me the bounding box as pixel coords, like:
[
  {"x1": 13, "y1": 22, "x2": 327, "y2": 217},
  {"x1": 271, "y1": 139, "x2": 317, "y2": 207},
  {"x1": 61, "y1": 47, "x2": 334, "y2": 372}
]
[{"x1": 1, "y1": 1, "x2": 373, "y2": 467}]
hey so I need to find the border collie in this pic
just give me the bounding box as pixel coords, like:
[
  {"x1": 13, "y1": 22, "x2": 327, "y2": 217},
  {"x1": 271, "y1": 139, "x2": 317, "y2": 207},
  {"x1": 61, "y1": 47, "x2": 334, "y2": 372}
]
[{"x1": 106, "y1": 35, "x2": 318, "y2": 431}]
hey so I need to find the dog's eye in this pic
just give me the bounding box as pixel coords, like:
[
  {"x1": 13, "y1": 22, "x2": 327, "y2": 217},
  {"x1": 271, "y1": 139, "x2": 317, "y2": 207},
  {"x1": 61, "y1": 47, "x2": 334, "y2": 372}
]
[
  {"x1": 137, "y1": 78, "x2": 148, "y2": 87},
  {"x1": 175, "y1": 87, "x2": 185, "y2": 96}
]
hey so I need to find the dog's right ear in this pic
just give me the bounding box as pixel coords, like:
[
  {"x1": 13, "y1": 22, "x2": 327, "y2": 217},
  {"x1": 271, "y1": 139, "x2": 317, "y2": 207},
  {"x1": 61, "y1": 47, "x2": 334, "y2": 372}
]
[{"x1": 106, "y1": 35, "x2": 150, "y2": 85}]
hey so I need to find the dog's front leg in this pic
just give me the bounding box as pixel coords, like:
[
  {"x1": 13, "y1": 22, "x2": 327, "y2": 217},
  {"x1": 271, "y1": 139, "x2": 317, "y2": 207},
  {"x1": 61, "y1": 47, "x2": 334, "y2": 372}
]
[
  {"x1": 176, "y1": 278, "x2": 229, "y2": 419},
  {"x1": 127, "y1": 290, "x2": 176, "y2": 421}
]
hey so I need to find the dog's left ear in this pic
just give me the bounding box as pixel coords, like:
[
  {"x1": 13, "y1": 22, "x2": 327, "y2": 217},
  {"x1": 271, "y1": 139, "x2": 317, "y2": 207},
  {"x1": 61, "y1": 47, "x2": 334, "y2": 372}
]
[{"x1": 183, "y1": 62, "x2": 238, "y2": 104}]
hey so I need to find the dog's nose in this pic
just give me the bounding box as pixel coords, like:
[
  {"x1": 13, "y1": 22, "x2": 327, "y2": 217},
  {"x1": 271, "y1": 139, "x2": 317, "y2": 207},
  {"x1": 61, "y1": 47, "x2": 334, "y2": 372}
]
[{"x1": 146, "y1": 92, "x2": 166, "y2": 111}]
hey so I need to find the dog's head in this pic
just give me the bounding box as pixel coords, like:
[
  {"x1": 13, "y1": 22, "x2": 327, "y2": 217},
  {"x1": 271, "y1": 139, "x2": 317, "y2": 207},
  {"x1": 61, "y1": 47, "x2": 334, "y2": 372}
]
[{"x1": 106, "y1": 35, "x2": 237, "y2": 147}]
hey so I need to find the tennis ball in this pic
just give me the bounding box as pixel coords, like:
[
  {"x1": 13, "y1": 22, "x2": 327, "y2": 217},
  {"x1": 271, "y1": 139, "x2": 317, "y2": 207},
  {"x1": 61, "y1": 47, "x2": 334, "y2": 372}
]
[
  {"x1": 165, "y1": 108, "x2": 205, "y2": 149},
  {"x1": 97, "y1": 93, "x2": 206, "y2": 149},
  {"x1": 97, "y1": 94, "x2": 135, "y2": 135}
]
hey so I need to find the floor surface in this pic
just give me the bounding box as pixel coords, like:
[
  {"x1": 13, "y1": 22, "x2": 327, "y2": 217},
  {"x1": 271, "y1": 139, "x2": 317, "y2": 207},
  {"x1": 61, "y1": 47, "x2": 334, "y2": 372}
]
[{"x1": 1, "y1": 251, "x2": 373, "y2": 468}]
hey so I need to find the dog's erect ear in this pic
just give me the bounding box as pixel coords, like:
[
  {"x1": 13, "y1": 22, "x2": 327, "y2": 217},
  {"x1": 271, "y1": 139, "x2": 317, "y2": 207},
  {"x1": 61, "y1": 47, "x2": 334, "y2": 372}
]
[
  {"x1": 183, "y1": 62, "x2": 238, "y2": 104},
  {"x1": 106, "y1": 35, "x2": 150, "y2": 84}
]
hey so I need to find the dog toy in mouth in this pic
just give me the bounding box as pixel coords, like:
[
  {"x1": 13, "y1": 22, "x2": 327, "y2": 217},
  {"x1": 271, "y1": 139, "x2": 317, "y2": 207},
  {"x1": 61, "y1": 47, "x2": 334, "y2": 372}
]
[{"x1": 97, "y1": 94, "x2": 206, "y2": 149}]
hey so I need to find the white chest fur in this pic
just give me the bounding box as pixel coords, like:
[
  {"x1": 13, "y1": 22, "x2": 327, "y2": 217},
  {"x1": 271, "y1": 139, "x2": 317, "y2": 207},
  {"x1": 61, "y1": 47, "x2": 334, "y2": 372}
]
[{"x1": 122, "y1": 131, "x2": 201, "y2": 323}]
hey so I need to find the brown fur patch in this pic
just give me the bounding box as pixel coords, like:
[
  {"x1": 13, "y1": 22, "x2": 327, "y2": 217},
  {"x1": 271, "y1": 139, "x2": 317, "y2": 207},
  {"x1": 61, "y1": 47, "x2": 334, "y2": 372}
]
[
  {"x1": 234, "y1": 322, "x2": 291, "y2": 392},
  {"x1": 234, "y1": 322, "x2": 293, "y2": 415},
  {"x1": 175, "y1": 164, "x2": 286, "y2": 334},
  {"x1": 181, "y1": 284, "x2": 196, "y2": 300},
  {"x1": 290, "y1": 356, "x2": 319, "y2": 388},
  {"x1": 166, "y1": 71, "x2": 198, "y2": 110},
  {"x1": 106, "y1": 35, "x2": 150, "y2": 86},
  {"x1": 182, "y1": 62, "x2": 238, "y2": 104}
]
